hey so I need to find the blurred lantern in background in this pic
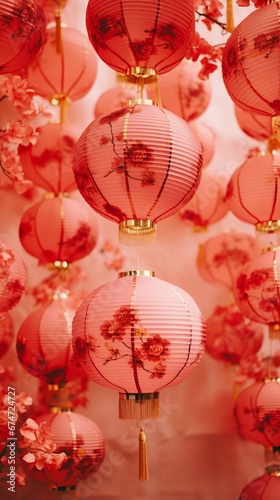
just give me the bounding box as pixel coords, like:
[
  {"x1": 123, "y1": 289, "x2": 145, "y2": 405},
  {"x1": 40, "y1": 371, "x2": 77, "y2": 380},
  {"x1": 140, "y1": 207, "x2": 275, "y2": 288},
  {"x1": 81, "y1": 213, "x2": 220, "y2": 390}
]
[
  {"x1": 0, "y1": 241, "x2": 26, "y2": 313},
  {"x1": 93, "y1": 85, "x2": 138, "y2": 119},
  {"x1": 0, "y1": 313, "x2": 14, "y2": 359},
  {"x1": 36, "y1": 0, "x2": 68, "y2": 24},
  {"x1": 234, "y1": 105, "x2": 272, "y2": 143},
  {"x1": 0, "y1": 0, "x2": 46, "y2": 75},
  {"x1": 239, "y1": 465, "x2": 280, "y2": 500},
  {"x1": 189, "y1": 121, "x2": 216, "y2": 169}
]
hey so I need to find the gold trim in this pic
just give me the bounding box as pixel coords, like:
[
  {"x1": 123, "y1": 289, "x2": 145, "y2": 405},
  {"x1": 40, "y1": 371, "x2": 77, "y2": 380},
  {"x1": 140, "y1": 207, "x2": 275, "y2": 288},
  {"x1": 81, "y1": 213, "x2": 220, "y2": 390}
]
[
  {"x1": 119, "y1": 219, "x2": 156, "y2": 233},
  {"x1": 125, "y1": 67, "x2": 158, "y2": 84},
  {"x1": 255, "y1": 220, "x2": 280, "y2": 233},
  {"x1": 118, "y1": 270, "x2": 155, "y2": 278},
  {"x1": 269, "y1": 323, "x2": 280, "y2": 340},
  {"x1": 120, "y1": 393, "x2": 159, "y2": 401},
  {"x1": 52, "y1": 485, "x2": 76, "y2": 491},
  {"x1": 47, "y1": 260, "x2": 70, "y2": 270},
  {"x1": 265, "y1": 464, "x2": 280, "y2": 476},
  {"x1": 128, "y1": 98, "x2": 158, "y2": 107}
]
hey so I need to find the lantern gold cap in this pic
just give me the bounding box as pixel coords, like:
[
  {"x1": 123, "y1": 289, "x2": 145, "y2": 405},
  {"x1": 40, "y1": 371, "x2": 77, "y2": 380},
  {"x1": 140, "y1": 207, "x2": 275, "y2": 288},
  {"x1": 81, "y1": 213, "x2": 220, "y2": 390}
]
[
  {"x1": 125, "y1": 67, "x2": 158, "y2": 84},
  {"x1": 118, "y1": 270, "x2": 155, "y2": 278},
  {"x1": 119, "y1": 392, "x2": 159, "y2": 420},
  {"x1": 255, "y1": 220, "x2": 280, "y2": 233}
]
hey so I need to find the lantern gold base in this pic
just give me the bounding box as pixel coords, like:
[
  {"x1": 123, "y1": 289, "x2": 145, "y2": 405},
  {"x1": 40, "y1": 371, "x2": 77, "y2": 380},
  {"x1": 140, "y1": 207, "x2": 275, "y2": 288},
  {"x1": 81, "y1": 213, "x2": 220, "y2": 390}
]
[
  {"x1": 119, "y1": 392, "x2": 159, "y2": 420},
  {"x1": 255, "y1": 220, "x2": 280, "y2": 233},
  {"x1": 269, "y1": 324, "x2": 280, "y2": 340},
  {"x1": 118, "y1": 220, "x2": 156, "y2": 246},
  {"x1": 46, "y1": 384, "x2": 73, "y2": 412},
  {"x1": 125, "y1": 67, "x2": 158, "y2": 85}
]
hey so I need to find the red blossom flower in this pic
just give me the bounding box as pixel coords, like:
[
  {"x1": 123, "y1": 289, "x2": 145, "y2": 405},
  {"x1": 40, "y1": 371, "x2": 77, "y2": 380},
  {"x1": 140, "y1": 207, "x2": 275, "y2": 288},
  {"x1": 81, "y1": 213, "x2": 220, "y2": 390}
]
[
  {"x1": 150, "y1": 361, "x2": 167, "y2": 379},
  {"x1": 141, "y1": 170, "x2": 155, "y2": 187},
  {"x1": 141, "y1": 334, "x2": 171, "y2": 362},
  {"x1": 125, "y1": 142, "x2": 153, "y2": 168}
]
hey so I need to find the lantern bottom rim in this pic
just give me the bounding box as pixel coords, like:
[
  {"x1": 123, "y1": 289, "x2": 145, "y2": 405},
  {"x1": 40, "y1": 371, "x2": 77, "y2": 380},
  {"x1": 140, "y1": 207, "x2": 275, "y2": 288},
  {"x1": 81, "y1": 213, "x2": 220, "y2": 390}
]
[
  {"x1": 119, "y1": 220, "x2": 156, "y2": 246},
  {"x1": 119, "y1": 392, "x2": 159, "y2": 420}
]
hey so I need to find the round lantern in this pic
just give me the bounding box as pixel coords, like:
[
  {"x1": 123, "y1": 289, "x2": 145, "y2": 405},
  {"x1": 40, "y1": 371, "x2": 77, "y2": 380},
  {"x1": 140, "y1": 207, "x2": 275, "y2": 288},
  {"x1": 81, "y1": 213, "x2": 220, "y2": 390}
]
[
  {"x1": 226, "y1": 152, "x2": 280, "y2": 231},
  {"x1": 22, "y1": 410, "x2": 105, "y2": 489},
  {"x1": 94, "y1": 86, "x2": 138, "y2": 119},
  {"x1": 16, "y1": 291, "x2": 83, "y2": 385},
  {"x1": 0, "y1": 242, "x2": 26, "y2": 313},
  {"x1": 0, "y1": 313, "x2": 14, "y2": 359},
  {"x1": 234, "y1": 378, "x2": 280, "y2": 448},
  {"x1": 234, "y1": 248, "x2": 280, "y2": 327},
  {"x1": 151, "y1": 60, "x2": 212, "y2": 122},
  {"x1": 72, "y1": 270, "x2": 206, "y2": 420},
  {"x1": 0, "y1": 0, "x2": 46, "y2": 75},
  {"x1": 73, "y1": 101, "x2": 202, "y2": 244},
  {"x1": 205, "y1": 302, "x2": 263, "y2": 365},
  {"x1": 196, "y1": 230, "x2": 261, "y2": 290},
  {"x1": 27, "y1": 25, "x2": 98, "y2": 120},
  {"x1": 19, "y1": 196, "x2": 99, "y2": 265},
  {"x1": 179, "y1": 170, "x2": 228, "y2": 231},
  {"x1": 222, "y1": 2, "x2": 280, "y2": 118},
  {"x1": 19, "y1": 123, "x2": 79, "y2": 194},
  {"x1": 239, "y1": 465, "x2": 280, "y2": 500},
  {"x1": 86, "y1": 0, "x2": 195, "y2": 80},
  {"x1": 189, "y1": 121, "x2": 216, "y2": 168},
  {"x1": 234, "y1": 105, "x2": 273, "y2": 142}
]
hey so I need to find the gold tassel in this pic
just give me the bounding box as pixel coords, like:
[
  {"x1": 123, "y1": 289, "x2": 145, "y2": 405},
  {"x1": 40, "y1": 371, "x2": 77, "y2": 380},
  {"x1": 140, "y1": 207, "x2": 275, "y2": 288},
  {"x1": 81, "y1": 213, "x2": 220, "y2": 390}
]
[
  {"x1": 139, "y1": 426, "x2": 149, "y2": 481},
  {"x1": 55, "y1": 11, "x2": 63, "y2": 55},
  {"x1": 226, "y1": 0, "x2": 234, "y2": 33}
]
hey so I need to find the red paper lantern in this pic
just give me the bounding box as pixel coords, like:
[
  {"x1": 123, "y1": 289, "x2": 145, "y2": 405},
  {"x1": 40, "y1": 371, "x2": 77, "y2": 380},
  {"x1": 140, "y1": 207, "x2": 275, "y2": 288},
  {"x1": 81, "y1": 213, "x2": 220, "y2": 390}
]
[
  {"x1": 239, "y1": 465, "x2": 280, "y2": 500},
  {"x1": 16, "y1": 292, "x2": 83, "y2": 385},
  {"x1": 234, "y1": 378, "x2": 280, "y2": 448},
  {"x1": 226, "y1": 153, "x2": 280, "y2": 231},
  {"x1": 196, "y1": 231, "x2": 261, "y2": 290},
  {"x1": 152, "y1": 60, "x2": 212, "y2": 122},
  {"x1": 190, "y1": 121, "x2": 216, "y2": 168},
  {"x1": 19, "y1": 123, "x2": 79, "y2": 194},
  {"x1": 234, "y1": 248, "x2": 280, "y2": 327},
  {"x1": 94, "y1": 86, "x2": 138, "y2": 119},
  {"x1": 179, "y1": 170, "x2": 228, "y2": 231},
  {"x1": 19, "y1": 196, "x2": 99, "y2": 265},
  {"x1": 0, "y1": 0, "x2": 46, "y2": 75},
  {"x1": 0, "y1": 313, "x2": 14, "y2": 359},
  {"x1": 72, "y1": 270, "x2": 206, "y2": 420},
  {"x1": 23, "y1": 410, "x2": 105, "y2": 488},
  {"x1": 222, "y1": 2, "x2": 280, "y2": 117},
  {"x1": 73, "y1": 101, "x2": 202, "y2": 244},
  {"x1": 205, "y1": 302, "x2": 263, "y2": 365},
  {"x1": 86, "y1": 0, "x2": 195, "y2": 79},
  {"x1": 0, "y1": 242, "x2": 26, "y2": 313},
  {"x1": 234, "y1": 105, "x2": 273, "y2": 142}
]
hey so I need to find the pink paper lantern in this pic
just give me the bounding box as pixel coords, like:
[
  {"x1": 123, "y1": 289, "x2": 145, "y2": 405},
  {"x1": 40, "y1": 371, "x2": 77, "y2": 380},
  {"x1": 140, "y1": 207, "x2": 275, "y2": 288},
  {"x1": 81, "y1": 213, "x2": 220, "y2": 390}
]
[
  {"x1": 234, "y1": 248, "x2": 280, "y2": 326},
  {"x1": 190, "y1": 121, "x2": 216, "y2": 168},
  {"x1": 234, "y1": 378, "x2": 280, "y2": 448},
  {"x1": 16, "y1": 292, "x2": 83, "y2": 385},
  {"x1": 153, "y1": 60, "x2": 212, "y2": 122},
  {"x1": 196, "y1": 231, "x2": 261, "y2": 290},
  {"x1": 19, "y1": 123, "x2": 79, "y2": 193},
  {"x1": 239, "y1": 465, "x2": 280, "y2": 500},
  {"x1": 0, "y1": 242, "x2": 26, "y2": 313},
  {"x1": 222, "y1": 2, "x2": 280, "y2": 117},
  {"x1": 234, "y1": 105, "x2": 273, "y2": 142},
  {"x1": 86, "y1": 0, "x2": 195, "y2": 78},
  {"x1": 179, "y1": 170, "x2": 228, "y2": 231},
  {"x1": 23, "y1": 410, "x2": 105, "y2": 488},
  {"x1": 73, "y1": 101, "x2": 202, "y2": 243},
  {"x1": 0, "y1": 0, "x2": 46, "y2": 75},
  {"x1": 19, "y1": 196, "x2": 99, "y2": 265},
  {"x1": 94, "y1": 86, "x2": 138, "y2": 119},
  {"x1": 226, "y1": 153, "x2": 280, "y2": 230},
  {"x1": 205, "y1": 302, "x2": 263, "y2": 365},
  {"x1": 0, "y1": 313, "x2": 14, "y2": 359},
  {"x1": 72, "y1": 270, "x2": 206, "y2": 420}
]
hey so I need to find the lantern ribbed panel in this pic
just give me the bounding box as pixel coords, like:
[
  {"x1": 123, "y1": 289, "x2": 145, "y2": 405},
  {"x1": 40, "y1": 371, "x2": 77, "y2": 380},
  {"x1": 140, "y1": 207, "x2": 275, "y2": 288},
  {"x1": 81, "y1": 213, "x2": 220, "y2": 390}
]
[
  {"x1": 72, "y1": 273, "x2": 206, "y2": 395},
  {"x1": 0, "y1": 246, "x2": 26, "y2": 313},
  {"x1": 226, "y1": 154, "x2": 280, "y2": 225},
  {"x1": 24, "y1": 411, "x2": 105, "y2": 488},
  {"x1": 234, "y1": 379, "x2": 280, "y2": 447},
  {"x1": 0, "y1": 313, "x2": 14, "y2": 359},
  {"x1": 73, "y1": 103, "x2": 202, "y2": 226},
  {"x1": 16, "y1": 295, "x2": 82, "y2": 384},
  {"x1": 234, "y1": 249, "x2": 280, "y2": 326},
  {"x1": 239, "y1": 466, "x2": 280, "y2": 500},
  {"x1": 27, "y1": 26, "x2": 98, "y2": 102},
  {"x1": 0, "y1": 0, "x2": 46, "y2": 75},
  {"x1": 19, "y1": 123, "x2": 79, "y2": 193},
  {"x1": 234, "y1": 105, "x2": 273, "y2": 142},
  {"x1": 190, "y1": 122, "x2": 216, "y2": 169},
  {"x1": 19, "y1": 197, "x2": 99, "y2": 264},
  {"x1": 222, "y1": 3, "x2": 280, "y2": 116},
  {"x1": 86, "y1": 0, "x2": 195, "y2": 75}
]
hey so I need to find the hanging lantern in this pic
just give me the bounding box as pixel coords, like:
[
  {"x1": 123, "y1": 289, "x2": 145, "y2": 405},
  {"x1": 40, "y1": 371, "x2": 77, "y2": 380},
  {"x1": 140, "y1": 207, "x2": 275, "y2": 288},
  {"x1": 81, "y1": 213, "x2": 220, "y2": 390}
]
[
  {"x1": 0, "y1": 0, "x2": 46, "y2": 75},
  {"x1": 19, "y1": 195, "x2": 99, "y2": 266},
  {"x1": 86, "y1": 0, "x2": 195, "y2": 82},
  {"x1": 205, "y1": 302, "x2": 263, "y2": 366},
  {"x1": 189, "y1": 121, "x2": 216, "y2": 169},
  {"x1": 94, "y1": 86, "x2": 138, "y2": 119},
  {"x1": 73, "y1": 101, "x2": 202, "y2": 244},
  {"x1": 234, "y1": 105, "x2": 273, "y2": 142},
  {"x1": 19, "y1": 123, "x2": 79, "y2": 194},
  {"x1": 179, "y1": 170, "x2": 228, "y2": 231},
  {"x1": 234, "y1": 248, "x2": 280, "y2": 328},
  {"x1": 0, "y1": 241, "x2": 26, "y2": 313},
  {"x1": 226, "y1": 152, "x2": 280, "y2": 232},
  {"x1": 234, "y1": 378, "x2": 280, "y2": 449},
  {"x1": 196, "y1": 230, "x2": 261, "y2": 290},
  {"x1": 27, "y1": 25, "x2": 98, "y2": 121},
  {"x1": 239, "y1": 464, "x2": 280, "y2": 500},
  {"x1": 16, "y1": 291, "x2": 83, "y2": 386},
  {"x1": 0, "y1": 313, "x2": 14, "y2": 359},
  {"x1": 149, "y1": 60, "x2": 212, "y2": 122},
  {"x1": 22, "y1": 410, "x2": 105, "y2": 489}
]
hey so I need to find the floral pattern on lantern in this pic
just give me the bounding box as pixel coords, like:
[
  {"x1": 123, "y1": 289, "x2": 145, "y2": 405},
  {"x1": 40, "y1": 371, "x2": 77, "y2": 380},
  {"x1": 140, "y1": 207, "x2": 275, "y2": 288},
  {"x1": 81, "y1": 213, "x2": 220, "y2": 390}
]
[
  {"x1": 73, "y1": 101, "x2": 202, "y2": 243},
  {"x1": 86, "y1": 0, "x2": 195, "y2": 76},
  {"x1": 239, "y1": 465, "x2": 280, "y2": 500},
  {"x1": 0, "y1": 241, "x2": 26, "y2": 313},
  {"x1": 19, "y1": 196, "x2": 99, "y2": 265},
  {"x1": 0, "y1": 0, "x2": 46, "y2": 75},
  {"x1": 0, "y1": 313, "x2": 14, "y2": 359}
]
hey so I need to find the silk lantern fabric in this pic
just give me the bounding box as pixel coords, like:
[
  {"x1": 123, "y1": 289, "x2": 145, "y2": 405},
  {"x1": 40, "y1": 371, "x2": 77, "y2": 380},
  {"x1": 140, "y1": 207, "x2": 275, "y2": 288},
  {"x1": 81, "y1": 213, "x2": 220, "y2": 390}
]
[
  {"x1": 239, "y1": 465, "x2": 280, "y2": 500},
  {"x1": 72, "y1": 270, "x2": 206, "y2": 420},
  {"x1": 86, "y1": 0, "x2": 195, "y2": 76},
  {"x1": 0, "y1": 313, "x2": 14, "y2": 359},
  {"x1": 0, "y1": 0, "x2": 46, "y2": 75},
  {"x1": 0, "y1": 242, "x2": 26, "y2": 313},
  {"x1": 73, "y1": 101, "x2": 202, "y2": 243},
  {"x1": 234, "y1": 105, "x2": 273, "y2": 142}
]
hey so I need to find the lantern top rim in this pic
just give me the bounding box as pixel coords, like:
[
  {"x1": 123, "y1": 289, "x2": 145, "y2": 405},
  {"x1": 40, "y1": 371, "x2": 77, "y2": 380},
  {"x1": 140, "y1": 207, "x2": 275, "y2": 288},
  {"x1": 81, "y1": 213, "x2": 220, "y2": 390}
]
[{"x1": 118, "y1": 270, "x2": 155, "y2": 278}]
